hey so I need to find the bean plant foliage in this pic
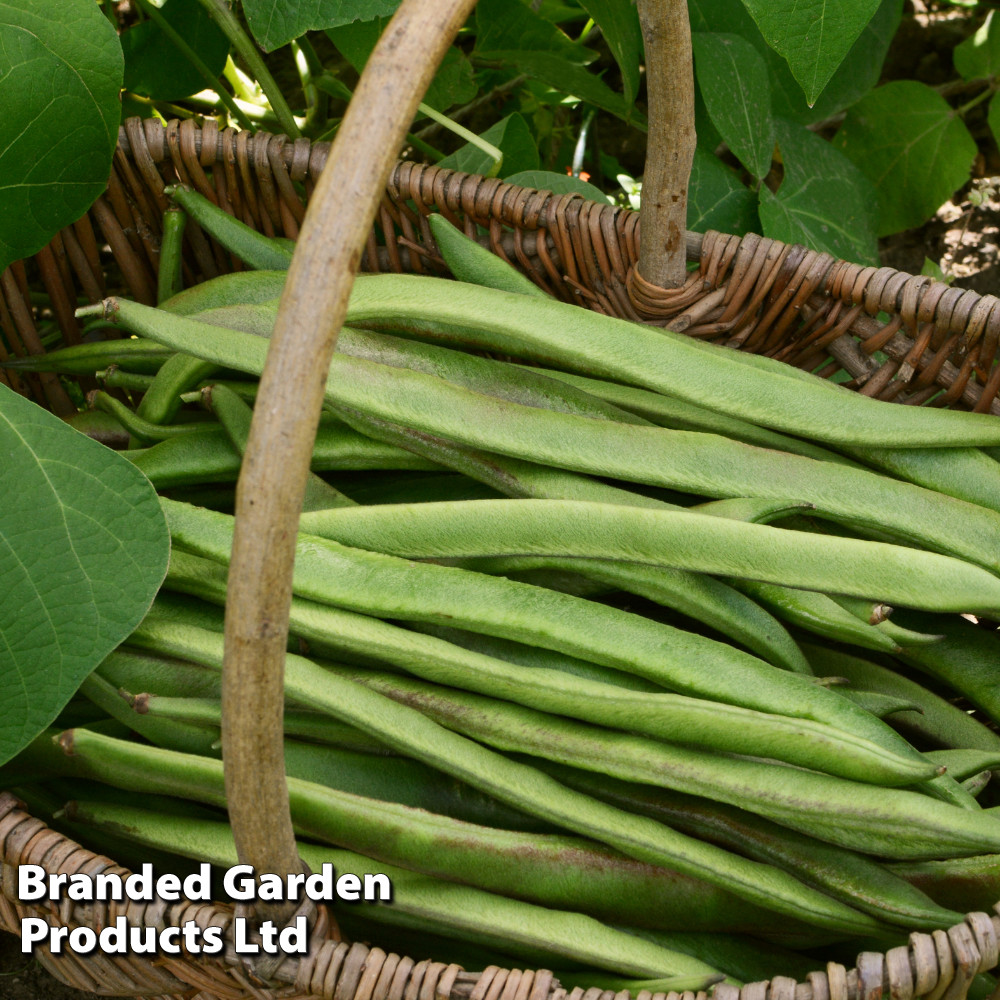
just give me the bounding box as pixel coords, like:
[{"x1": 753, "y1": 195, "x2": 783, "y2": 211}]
[
  {"x1": 3, "y1": 0, "x2": 996, "y2": 273},
  {"x1": 0, "y1": 0, "x2": 995, "y2": 760}
]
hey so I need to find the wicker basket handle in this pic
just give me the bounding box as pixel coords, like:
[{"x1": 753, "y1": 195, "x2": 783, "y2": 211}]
[{"x1": 220, "y1": 0, "x2": 479, "y2": 955}]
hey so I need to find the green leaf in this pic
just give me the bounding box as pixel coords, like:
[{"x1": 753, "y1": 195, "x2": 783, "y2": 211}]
[
  {"x1": 477, "y1": 49, "x2": 641, "y2": 124},
  {"x1": 692, "y1": 0, "x2": 901, "y2": 124},
  {"x1": 768, "y1": 0, "x2": 902, "y2": 124},
  {"x1": 424, "y1": 48, "x2": 478, "y2": 110},
  {"x1": 438, "y1": 113, "x2": 540, "y2": 177},
  {"x1": 738, "y1": 0, "x2": 882, "y2": 105},
  {"x1": 122, "y1": 0, "x2": 229, "y2": 101},
  {"x1": 954, "y1": 10, "x2": 1000, "y2": 83},
  {"x1": 578, "y1": 0, "x2": 643, "y2": 107},
  {"x1": 0, "y1": 385, "x2": 169, "y2": 766},
  {"x1": 244, "y1": 0, "x2": 400, "y2": 52},
  {"x1": 327, "y1": 20, "x2": 475, "y2": 110},
  {"x1": 533, "y1": 1, "x2": 590, "y2": 24},
  {"x1": 687, "y1": 148, "x2": 759, "y2": 236},
  {"x1": 503, "y1": 170, "x2": 613, "y2": 204},
  {"x1": 476, "y1": 0, "x2": 594, "y2": 65},
  {"x1": 759, "y1": 119, "x2": 878, "y2": 264},
  {"x1": 0, "y1": 0, "x2": 123, "y2": 274},
  {"x1": 692, "y1": 32, "x2": 775, "y2": 179},
  {"x1": 833, "y1": 80, "x2": 977, "y2": 236}
]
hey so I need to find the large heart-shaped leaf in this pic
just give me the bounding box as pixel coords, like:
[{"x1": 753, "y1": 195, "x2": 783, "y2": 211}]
[
  {"x1": 0, "y1": 385, "x2": 169, "y2": 766},
  {"x1": 832, "y1": 81, "x2": 977, "y2": 236},
  {"x1": 759, "y1": 119, "x2": 878, "y2": 264},
  {"x1": 738, "y1": 0, "x2": 882, "y2": 106},
  {"x1": 0, "y1": 0, "x2": 122, "y2": 273},
  {"x1": 954, "y1": 10, "x2": 1000, "y2": 83}
]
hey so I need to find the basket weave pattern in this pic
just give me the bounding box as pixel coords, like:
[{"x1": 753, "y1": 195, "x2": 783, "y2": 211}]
[{"x1": 2, "y1": 118, "x2": 1000, "y2": 1000}]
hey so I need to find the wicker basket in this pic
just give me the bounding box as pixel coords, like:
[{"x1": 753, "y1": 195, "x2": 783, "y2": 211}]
[{"x1": 2, "y1": 115, "x2": 1000, "y2": 1000}]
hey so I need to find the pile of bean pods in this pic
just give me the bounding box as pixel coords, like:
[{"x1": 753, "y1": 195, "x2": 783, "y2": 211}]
[{"x1": 5, "y1": 194, "x2": 1000, "y2": 993}]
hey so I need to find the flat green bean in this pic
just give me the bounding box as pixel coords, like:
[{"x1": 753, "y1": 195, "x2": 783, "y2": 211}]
[
  {"x1": 894, "y1": 612, "x2": 1000, "y2": 726},
  {"x1": 335, "y1": 666, "x2": 1000, "y2": 860},
  {"x1": 79, "y1": 299, "x2": 1000, "y2": 576},
  {"x1": 801, "y1": 643, "x2": 1000, "y2": 755},
  {"x1": 543, "y1": 767, "x2": 964, "y2": 931},
  {"x1": 205, "y1": 383, "x2": 355, "y2": 512},
  {"x1": 63, "y1": 794, "x2": 723, "y2": 979},
  {"x1": 157, "y1": 205, "x2": 186, "y2": 304},
  {"x1": 120, "y1": 616, "x2": 891, "y2": 933},
  {"x1": 157, "y1": 552, "x2": 903, "y2": 781},
  {"x1": 341, "y1": 274, "x2": 1000, "y2": 449},
  {"x1": 294, "y1": 498, "x2": 1000, "y2": 617},
  {"x1": 730, "y1": 581, "x2": 907, "y2": 653},
  {"x1": 164, "y1": 187, "x2": 294, "y2": 271},
  {"x1": 428, "y1": 213, "x2": 548, "y2": 298},
  {"x1": 128, "y1": 419, "x2": 438, "y2": 488},
  {"x1": 162, "y1": 502, "x2": 934, "y2": 756},
  {"x1": 533, "y1": 366, "x2": 858, "y2": 467}
]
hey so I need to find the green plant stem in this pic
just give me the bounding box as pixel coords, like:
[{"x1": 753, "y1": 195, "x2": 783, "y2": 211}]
[
  {"x1": 413, "y1": 74, "x2": 529, "y2": 141},
  {"x1": 132, "y1": 0, "x2": 255, "y2": 132},
  {"x1": 193, "y1": 0, "x2": 301, "y2": 138},
  {"x1": 418, "y1": 102, "x2": 503, "y2": 174},
  {"x1": 292, "y1": 37, "x2": 329, "y2": 138},
  {"x1": 956, "y1": 82, "x2": 998, "y2": 117},
  {"x1": 406, "y1": 132, "x2": 446, "y2": 161}
]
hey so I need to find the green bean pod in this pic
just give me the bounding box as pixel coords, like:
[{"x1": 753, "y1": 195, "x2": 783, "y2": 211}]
[
  {"x1": 0, "y1": 337, "x2": 171, "y2": 375},
  {"x1": 844, "y1": 444, "x2": 1000, "y2": 515},
  {"x1": 135, "y1": 693, "x2": 393, "y2": 755},
  {"x1": 533, "y1": 366, "x2": 858, "y2": 467},
  {"x1": 801, "y1": 643, "x2": 1000, "y2": 755},
  {"x1": 117, "y1": 617, "x2": 893, "y2": 933},
  {"x1": 888, "y1": 854, "x2": 1000, "y2": 913},
  {"x1": 160, "y1": 269, "x2": 288, "y2": 315},
  {"x1": 62, "y1": 795, "x2": 723, "y2": 980},
  {"x1": 336, "y1": 666, "x2": 1000, "y2": 860},
  {"x1": 157, "y1": 205, "x2": 187, "y2": 305},
  {"x1": 428, "y1": 213, "x2": 549, "y2": 298},
  {"x1": 837, "y1": 688, "x2": 924, "y2": 719},
  {"x1": 444, "y1": 553, "x2": 811, "y2": 674},
  {"x1": 91, "y1": 391, "x2": 209, "y2": 444},
  {"x1": 827, "y1": 595, "x2": 944, "y2": 646},
  {"x1": 293, "y1": 498, "x2": 1000, "y2": 617},
  {"x1": 135, "y1": 353, "x2": 219, "y2": 426},
  {"x1": 161, "y1": 501, "x2": 937, "y2": 758},
  {"x1": 128, "y1": 419, "x2": 438, "y2": 489},
  {"x1": 78, "y1": 298, "x2": 1000, "y2": 576},
  {"x1": 204, "y1": 383, "x2": 355, "y2": 512},
  {"x1": 923, "y1": 749, "x2": 1000, "y2": 781},
  {"x1": 164, "y1": 186, "x2": 294, "y2": 271},
  {"x1": 340, "y1": 274, "x2": 1000, "y2": 449},
  {"x1": 542, "y1": 767, "x2": 964, "y2": 931},
  {"x1": 729, "y1": 581, "x2": 907, "y2": 653},
  {"x1": 154, "y1": 554, "x2": 908, "y2": 782},
  {"x1": 893, "y1": 611, "x2": 1000, "y2": 726}
]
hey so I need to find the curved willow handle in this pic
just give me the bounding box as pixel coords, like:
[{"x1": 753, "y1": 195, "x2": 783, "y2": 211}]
[{"x1": 220, "y1": 0, "x2": 480, "y2": 937}]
